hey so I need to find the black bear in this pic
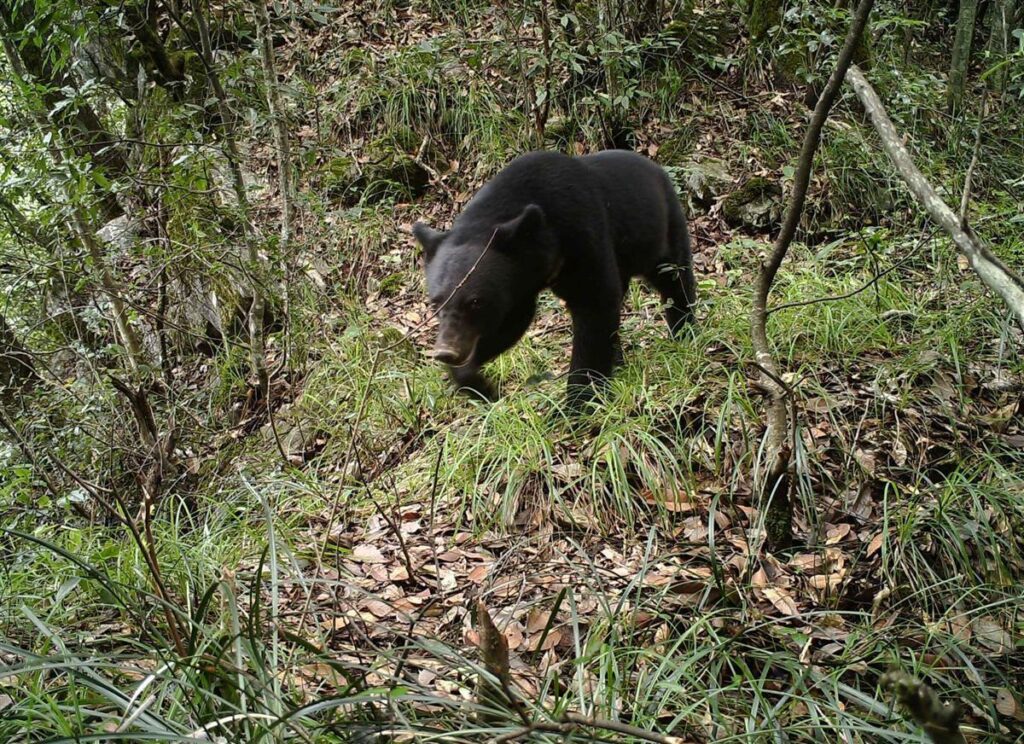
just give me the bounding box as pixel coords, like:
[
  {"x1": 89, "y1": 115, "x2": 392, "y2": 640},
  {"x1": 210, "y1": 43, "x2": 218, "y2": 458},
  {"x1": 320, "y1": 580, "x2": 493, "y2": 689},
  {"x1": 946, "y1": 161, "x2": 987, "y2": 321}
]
[{"x1": 412, "y1": 150, "x2": 696, "y2": 404}]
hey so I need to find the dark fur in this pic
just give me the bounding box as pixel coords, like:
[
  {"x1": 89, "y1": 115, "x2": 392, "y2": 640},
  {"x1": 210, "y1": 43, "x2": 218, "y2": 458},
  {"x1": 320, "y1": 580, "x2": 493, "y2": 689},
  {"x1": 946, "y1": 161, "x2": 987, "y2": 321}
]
[{"x1": 413, "y1": 150, "x2": 696, "y2": 404}]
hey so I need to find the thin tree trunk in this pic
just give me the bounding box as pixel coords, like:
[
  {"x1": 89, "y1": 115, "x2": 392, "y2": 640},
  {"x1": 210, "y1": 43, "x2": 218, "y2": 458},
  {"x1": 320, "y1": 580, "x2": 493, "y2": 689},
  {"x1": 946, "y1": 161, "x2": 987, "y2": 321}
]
[
  {"x1": 253, "y1": 0, "x2": 295, "y2": 309},
  {"x1": 73, "y1": 209, "x2": 147, "y2": 373},
  {"x1": 847, "y1": 64, "x2": 1024, "y2": 331},
  {"x1": 748, "y1": 0, "x2": 782, "y2": 40},
  {"x1": 750, "y1": 0, "x2": 876, "y2": 552},
  {"x1": 948, "y1": 0, "x2": 980, "y2": 114},
  {"x1": 2, "y1": 27, "x2": 147, "y2": 374},
  {"x1": 187, "y1": 1, "x2": 270, "y2": 393},
  {"x1": 0, "y1": 314, "x2": 37, "y2": 395},
  {"x1": 987, "y1": 0, "x2": 1017, "y2": 93}
]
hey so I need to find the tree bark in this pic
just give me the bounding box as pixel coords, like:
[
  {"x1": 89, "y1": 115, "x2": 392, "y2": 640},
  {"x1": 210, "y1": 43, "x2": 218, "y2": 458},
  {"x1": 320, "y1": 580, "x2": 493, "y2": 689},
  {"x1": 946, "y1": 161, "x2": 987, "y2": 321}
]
[
  {"x1": 0, "y1": 315, "x2": 37, "y2": 397},
  {"x1": 847, "y1": 65, "x2": 1024, "y2": 331},
  {"x1": 947, "y1": 0, "x2": 980, "y2": 114},
  {"x1": 253, "y1": 0, "x2": 295, "y2": 291},
  {"x1": 73, "y1": 209, "x2": 147, "y2": 373},
  {"x1": 987, "y1": 0, "x2": 1018, "y2": 93},
  {"x1": 750, "y1": 0, "x2": 876, "y2": 552},
  {"x1": 186, "y1": 2, "x2": 270, "y2": 392},
  {"x1": 748, "y1": 0, "x2": 782, "y2": 40}
]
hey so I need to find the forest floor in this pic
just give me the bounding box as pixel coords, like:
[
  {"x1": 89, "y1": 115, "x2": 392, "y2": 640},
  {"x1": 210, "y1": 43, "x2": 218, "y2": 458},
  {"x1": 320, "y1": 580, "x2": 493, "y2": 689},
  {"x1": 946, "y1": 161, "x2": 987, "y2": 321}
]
[
  {"x1": 5, "y1": 1, "x2": 1024, "y2": 741},
  {"x1": 214, "y1": 4, "x2": 1024, "y2": 738}
]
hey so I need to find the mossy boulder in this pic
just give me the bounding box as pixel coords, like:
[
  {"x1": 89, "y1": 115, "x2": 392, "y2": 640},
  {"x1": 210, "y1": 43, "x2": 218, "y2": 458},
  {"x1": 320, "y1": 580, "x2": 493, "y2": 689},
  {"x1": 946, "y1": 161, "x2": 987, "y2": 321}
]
[
  {"x1": 664, "y1": 6, "x2": 739, "y2": 60},
  {"x1": 682, "y1": 159, "x2": 733, "y2": 213},
  {"x1": 362, "y1": 136, "x2": 431, "y2": 203},
  {"x1": 543, "y1": 115, "x2": 576, "y2": 148},
  {"x1": 722, "y1": 176, "x2": 782, "y2": 232}
]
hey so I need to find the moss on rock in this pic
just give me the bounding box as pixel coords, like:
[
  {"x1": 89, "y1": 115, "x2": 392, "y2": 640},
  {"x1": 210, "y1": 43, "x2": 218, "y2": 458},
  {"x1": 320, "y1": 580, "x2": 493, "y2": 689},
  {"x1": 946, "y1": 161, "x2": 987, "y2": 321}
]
[{"x1": 721, "y1": 176, "x2": 783, "y2": 232}]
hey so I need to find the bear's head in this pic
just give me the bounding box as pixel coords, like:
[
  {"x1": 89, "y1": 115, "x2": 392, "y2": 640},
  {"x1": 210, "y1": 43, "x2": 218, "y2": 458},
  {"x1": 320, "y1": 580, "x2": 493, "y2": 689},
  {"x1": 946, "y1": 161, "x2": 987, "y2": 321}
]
[{"x1": 412, "y1": 203, "x2": 557, "y2": 367}]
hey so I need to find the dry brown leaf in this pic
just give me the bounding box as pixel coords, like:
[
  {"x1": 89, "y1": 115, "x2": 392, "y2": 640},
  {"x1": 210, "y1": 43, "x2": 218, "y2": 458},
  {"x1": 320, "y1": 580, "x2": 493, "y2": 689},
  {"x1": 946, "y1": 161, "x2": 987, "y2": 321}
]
[
  {"x1": 808, "y1": 574, "x2": 844, "y2": 591},
  {"x1": 762, "y1": 587, "x2": 799, "y2": 616},
  {"x1": 351, "y1": 544, "x2": 387, "y2": 564},
  {"x1": 996, "y1": 688, "x2": 1024, "y2": 720},
  {"x1": 866, "y1": 532, "x2": 884, "y2": 557},
  {"x1": 790, "y1": 553, "x2": 823, "y2": 572},
  {"x1": 526, "y1": 609, "x2": 552, "y2": 634},
  {"x1": 528, "y1": 627, "x2": 563, "y2": 652},
  {"x1": 973, "y1": 617, "x2": 1012, "y2": 654},
  {"x1": 825, "y1": 523, "x2": 852, "y2": 545},
  {"x1": 361, "y1": 599, "x2": 393, "y2": 618}
]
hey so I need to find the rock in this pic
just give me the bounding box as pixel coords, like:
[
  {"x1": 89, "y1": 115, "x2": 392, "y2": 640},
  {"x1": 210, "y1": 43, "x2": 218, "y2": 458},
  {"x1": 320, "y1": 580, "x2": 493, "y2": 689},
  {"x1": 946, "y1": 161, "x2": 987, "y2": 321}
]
[
  {"x1": 97, "y1": 215, "x2": 141, "y2": 259},
  {"x1": 543, "y1": 115, "x2": 575, "y2": 148},
  {"x1": 682, "y1": 159, "x2": 733, "y2": 213},
  {"x1": 663, "y1": 7, "x2": 740, "y2": 62},
  {"x1": 721, "y1": 176, "x2": 783, "y2": 232}
]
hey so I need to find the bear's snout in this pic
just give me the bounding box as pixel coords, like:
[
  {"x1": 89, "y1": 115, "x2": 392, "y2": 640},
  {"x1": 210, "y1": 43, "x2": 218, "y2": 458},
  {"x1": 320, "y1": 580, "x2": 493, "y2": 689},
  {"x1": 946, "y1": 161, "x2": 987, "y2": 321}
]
[
  {"x1": 430, "y1": 327, "x2": 479, "y2": 367},
  {"x1": 431, "y1": 346, "x2": 462, "y2": 365}
]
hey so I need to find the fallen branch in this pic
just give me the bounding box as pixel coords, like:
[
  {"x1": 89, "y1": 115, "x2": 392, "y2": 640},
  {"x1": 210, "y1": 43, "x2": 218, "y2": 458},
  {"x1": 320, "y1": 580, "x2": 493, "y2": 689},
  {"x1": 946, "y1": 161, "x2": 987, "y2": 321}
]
[
  {"x1": 881, "y1": 671, "x2": 967, "y2": 744},
  {"x1": 845, "y1": 65, "x2": 1024, "y2": 332}
]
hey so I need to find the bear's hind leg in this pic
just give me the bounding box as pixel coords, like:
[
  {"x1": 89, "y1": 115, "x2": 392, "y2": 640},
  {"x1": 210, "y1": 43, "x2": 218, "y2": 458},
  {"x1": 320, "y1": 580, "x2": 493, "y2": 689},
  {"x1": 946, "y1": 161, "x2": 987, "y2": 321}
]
[{"x1": 645, "y1": 263, "x2": 695, "y2": 337}]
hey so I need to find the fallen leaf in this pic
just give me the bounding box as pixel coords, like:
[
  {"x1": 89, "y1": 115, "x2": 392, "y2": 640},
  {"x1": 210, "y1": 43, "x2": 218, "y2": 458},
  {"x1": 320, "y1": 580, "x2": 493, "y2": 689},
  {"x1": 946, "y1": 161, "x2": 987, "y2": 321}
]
[
  {"x1": 762, "y1": 587, "x2": 799, "y2": 616},
  {"x1": 351, "y1": 544, "x2": 386, "y2": 564},
  {"x1": 866, "y1": 532, "x2": 884, "y2": 557}
]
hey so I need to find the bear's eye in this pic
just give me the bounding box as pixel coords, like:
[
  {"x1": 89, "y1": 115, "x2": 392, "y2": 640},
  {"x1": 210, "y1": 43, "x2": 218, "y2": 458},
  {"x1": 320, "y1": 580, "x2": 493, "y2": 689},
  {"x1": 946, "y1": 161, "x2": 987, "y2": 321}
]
[{"x1": 467, "y1": 297, "x2": 483, "y2": 311}]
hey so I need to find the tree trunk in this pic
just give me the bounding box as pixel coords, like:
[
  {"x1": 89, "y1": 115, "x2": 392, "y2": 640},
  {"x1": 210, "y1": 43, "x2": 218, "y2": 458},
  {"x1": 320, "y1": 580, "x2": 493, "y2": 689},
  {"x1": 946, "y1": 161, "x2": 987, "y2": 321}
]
[
  {"x1": 750, "y1": 0, "x2": 876, "y2": 552},
  {"x1": 987, "y1": 0, "x2": 1018, "y2": 93},
  {"x1": 847, "y1": 64, "x2": 1024, "y2": 332},
  {"x1": 748, "y1": 0, "x2": 782, "y2": 40},
  {"x1": 0, "y1": 315, "x2": 37, "y2": 397},
  {"x1": 254, "y1": 0, "x2": 295, "y2": 287},
  {"x1": 187, "y1": 3, "x2": 270, "y2": 392},
  {"x1": 72, "y1": 209, "x2": 147, "y2": 373},
  {"x1": 948, "y1": 0, "x2": 980, "y2": 114}
]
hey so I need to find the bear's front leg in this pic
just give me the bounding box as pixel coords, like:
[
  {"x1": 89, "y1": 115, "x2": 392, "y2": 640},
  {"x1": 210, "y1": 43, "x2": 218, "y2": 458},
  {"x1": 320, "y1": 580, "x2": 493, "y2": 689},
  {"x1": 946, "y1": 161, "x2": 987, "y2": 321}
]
[
  {"x1": 449, "y1": 364, "x2": 497, "y2": 401},
  {"x1": 566, "y1": 302, "x2": 621, "y2": 409}
]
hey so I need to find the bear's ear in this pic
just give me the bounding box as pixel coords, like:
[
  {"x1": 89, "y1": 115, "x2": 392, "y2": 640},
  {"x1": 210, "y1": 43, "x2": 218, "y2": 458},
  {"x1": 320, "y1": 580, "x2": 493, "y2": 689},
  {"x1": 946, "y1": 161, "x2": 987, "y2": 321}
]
[
  {"x1": 412, "y1": 222, "x2": 446, "y2": 262},
  {"x1": 492, "y1": 203, "x2": 546, "y2": 250}
]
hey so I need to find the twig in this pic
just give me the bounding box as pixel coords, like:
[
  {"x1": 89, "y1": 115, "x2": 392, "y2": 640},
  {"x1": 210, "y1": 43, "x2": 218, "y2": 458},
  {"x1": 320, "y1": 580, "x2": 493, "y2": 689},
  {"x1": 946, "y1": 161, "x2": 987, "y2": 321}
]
[
  {"x1": 959, "y1": 89, "x2": 988, "y2": 222},
  {"x1": 492, "y1": 712, "x2": 688, "y2": 743},
  {"x1": 768, "y1": 229, "x2": 934, "y2": 315}
]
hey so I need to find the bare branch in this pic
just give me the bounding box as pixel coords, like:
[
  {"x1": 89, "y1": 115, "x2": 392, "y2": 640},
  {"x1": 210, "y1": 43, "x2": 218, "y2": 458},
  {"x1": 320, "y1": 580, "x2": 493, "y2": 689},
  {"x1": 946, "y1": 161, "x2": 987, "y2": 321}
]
[{"x1": 750, "y1": 0, "x2": 876, "y2": 551}]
